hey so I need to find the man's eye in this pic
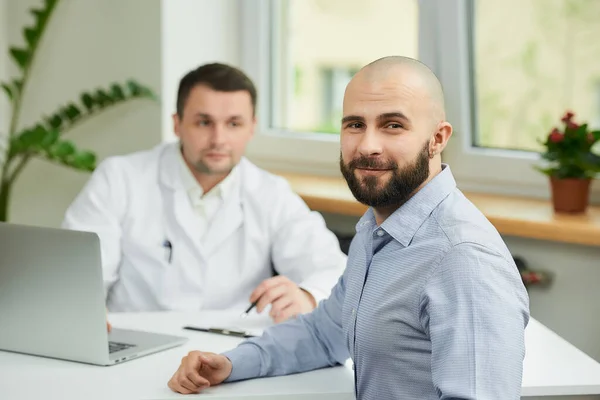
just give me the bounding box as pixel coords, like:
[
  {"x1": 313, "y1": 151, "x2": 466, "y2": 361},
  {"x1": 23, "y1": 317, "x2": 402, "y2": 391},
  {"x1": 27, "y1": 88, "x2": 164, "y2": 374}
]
[
  {"x1": 347, "y1": 123, "x2": 363, "y2": 129},
  {"x1": 229, "y1": 121, "x2": 241, "y2": 127},
  {"x1": 197, "y1": 120, "x2": 210, "y2": 126},
  {"x1": 386, "y1": 123, "x2": 403, "y2": 129}
]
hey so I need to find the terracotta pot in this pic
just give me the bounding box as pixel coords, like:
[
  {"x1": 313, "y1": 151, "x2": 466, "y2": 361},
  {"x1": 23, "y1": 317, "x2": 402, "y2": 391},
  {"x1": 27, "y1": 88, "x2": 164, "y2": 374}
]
[{"x1": 549, "y1": 177, "x2": 591, "y2": 213}]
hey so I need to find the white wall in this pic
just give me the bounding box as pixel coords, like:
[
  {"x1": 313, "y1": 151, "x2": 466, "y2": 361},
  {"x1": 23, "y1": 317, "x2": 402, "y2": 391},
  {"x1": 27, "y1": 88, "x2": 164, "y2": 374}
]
[
  {"x1": 5, "y1": 0, "x2": 162, "y2": 228},
  {"x1": 160, "y1": 0, "x2": 240, "y2": 142}
]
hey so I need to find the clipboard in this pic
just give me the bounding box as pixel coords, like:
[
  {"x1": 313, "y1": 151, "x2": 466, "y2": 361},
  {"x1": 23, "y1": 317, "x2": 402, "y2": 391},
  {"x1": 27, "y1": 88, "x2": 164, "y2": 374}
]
[{"x1": 183, "y1": 325, "x2": 257, "y2": 338}]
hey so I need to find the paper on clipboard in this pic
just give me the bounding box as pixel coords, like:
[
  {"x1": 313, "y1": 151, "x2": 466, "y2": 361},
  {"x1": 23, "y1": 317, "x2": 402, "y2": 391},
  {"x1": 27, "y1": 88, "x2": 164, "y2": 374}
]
[{"x1": 189, "y1": 311, "x2": 274, "y2": 337}]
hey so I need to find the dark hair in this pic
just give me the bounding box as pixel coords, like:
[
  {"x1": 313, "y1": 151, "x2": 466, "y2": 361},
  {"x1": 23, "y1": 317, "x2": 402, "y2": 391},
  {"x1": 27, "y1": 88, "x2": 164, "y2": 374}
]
[{"x1": 176, "y1": 63, "x2": 257, "y2": 118}]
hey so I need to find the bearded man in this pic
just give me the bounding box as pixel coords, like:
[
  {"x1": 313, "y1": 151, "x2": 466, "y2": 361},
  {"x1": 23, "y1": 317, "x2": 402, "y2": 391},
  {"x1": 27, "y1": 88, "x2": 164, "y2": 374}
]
[{"x1": 166, "y1": 55, "x2": 530, "y2": 400}]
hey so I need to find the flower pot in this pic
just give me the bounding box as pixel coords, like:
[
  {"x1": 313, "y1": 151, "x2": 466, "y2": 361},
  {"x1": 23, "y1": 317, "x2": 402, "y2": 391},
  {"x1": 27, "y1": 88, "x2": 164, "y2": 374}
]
[{"x1": 549, "y1": 177, "x2": 591, "y2": 213}]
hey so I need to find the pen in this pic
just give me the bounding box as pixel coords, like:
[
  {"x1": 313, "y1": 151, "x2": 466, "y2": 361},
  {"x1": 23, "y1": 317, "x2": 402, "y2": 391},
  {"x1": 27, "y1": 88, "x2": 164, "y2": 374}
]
[
  {"x1": 162, "y1": 240, "x2": 172, "y2": 263},
  {"x1": 240, "y1": 301, "x2": 257, "y2": 318},
  {"x1": 182, "y1": 326, "x2": 255, "y2": 338}
]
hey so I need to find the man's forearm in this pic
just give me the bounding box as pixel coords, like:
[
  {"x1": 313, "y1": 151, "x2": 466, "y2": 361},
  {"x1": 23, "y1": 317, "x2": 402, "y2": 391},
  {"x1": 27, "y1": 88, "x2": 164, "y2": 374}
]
[{"x1": 222, "y1": 285, "x2": 349, "y2": 382}]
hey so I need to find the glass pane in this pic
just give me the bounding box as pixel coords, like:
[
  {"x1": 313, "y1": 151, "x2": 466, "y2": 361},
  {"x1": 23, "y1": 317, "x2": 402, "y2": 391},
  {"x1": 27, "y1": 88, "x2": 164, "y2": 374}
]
[
  {"x1": 270, "y1": 0, "x2": 419, "y2": 134},
  {"x1": 471, "y1": 0, "x2": 600, "y2": 152}
]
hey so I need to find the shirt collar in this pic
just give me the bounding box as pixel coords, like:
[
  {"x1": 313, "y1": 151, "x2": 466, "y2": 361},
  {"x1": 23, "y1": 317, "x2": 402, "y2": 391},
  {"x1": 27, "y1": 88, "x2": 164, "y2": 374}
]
[
  {"x1": 355, "y1": 164, "x2": 456, "y2": 247},
  {"x1": 177, "y1": 147, "x2": 238, "y2": 201}
]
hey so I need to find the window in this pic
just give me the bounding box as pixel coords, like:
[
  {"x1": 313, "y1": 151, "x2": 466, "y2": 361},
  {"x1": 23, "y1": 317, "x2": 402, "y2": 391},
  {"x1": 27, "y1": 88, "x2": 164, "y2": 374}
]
[
  {"x1": 240, "y1": 0, "x2": 419, "y2": 174},
  {"x1": 269, "y1": 0, "x2": 418, "y2": 135},
  {"x1": 436, "y1": 0, "x2": 600, "y2": 202},
  {"x1": 470, "y1": 0, "x2": 600, "y2": 152}
]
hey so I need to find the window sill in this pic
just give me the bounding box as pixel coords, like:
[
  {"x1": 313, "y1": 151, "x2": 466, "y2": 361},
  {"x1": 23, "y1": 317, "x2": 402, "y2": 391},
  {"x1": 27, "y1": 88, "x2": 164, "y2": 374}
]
[{"x1": 276, "y1": 171, "x2": 600, "y2": 248}]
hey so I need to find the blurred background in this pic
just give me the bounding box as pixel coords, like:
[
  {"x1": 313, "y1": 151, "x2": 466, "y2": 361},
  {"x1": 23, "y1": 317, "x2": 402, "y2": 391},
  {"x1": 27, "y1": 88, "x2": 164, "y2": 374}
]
[{"x1": 1, "y1": 0, "x2": 599, "y2": 372}]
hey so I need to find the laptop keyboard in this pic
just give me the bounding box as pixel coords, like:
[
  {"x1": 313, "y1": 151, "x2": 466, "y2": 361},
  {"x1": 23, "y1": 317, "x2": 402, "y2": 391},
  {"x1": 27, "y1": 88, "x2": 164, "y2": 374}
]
[{"x1": 109, "y1": 341, "x2": 136, "y2": 354}]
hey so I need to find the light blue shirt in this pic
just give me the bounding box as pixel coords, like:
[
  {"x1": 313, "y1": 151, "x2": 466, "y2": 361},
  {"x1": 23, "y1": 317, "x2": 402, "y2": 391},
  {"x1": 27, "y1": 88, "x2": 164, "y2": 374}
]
[{"x1": 223, "y1": 165, "x2": 530, "y2": 399}]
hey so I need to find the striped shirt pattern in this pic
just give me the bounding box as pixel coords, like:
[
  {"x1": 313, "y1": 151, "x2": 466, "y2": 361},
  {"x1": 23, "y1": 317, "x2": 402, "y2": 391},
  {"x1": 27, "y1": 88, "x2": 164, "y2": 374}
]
[{"x1": 224, "y1": 164, "x2": 530, "y2": 399}]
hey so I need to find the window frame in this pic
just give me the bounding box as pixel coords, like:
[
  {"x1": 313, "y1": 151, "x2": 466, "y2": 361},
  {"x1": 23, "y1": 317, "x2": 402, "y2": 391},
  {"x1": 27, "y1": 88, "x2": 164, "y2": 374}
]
[{"x1": 240, "y1": 0, "x2": 600, "y2": 203}]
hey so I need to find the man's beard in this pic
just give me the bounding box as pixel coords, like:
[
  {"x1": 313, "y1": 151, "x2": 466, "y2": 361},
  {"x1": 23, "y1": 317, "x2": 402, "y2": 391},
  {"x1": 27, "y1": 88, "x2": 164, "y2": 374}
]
[
  {"x1": 185, "y1": 147, "x2": 234, "y2": 175},
  {"x1": 191, "y1": 158, "x2": 233, "y2": 175},
  {"x1": 339, "y1": 142, "x2": 430, "y2": 208}
]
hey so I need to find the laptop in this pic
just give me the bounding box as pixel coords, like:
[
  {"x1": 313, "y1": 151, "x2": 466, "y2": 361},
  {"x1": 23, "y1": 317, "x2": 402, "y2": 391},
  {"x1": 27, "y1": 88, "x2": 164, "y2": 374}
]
[{"x1": 0, "y1": 222, "x2": 187, "y2": 366}]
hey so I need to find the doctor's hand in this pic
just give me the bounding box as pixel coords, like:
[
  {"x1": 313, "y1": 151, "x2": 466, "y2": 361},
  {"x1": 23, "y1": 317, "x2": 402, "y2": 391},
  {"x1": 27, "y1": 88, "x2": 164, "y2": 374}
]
[
  {"x1": 168, "y1": 351, "x2": 232, "y2": 394},
  {"x1": 250, "y1": 276, "x2": 317, "y2": 323}
]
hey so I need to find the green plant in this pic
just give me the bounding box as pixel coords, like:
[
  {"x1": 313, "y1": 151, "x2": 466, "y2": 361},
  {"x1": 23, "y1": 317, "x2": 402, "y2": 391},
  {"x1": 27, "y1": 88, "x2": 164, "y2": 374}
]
[
  {"x1": 535, "y1": 110, "x2": 600, "y2": 179},
  {"x1": 0, "y1": 0, "x2": 157, "y2": 222}
]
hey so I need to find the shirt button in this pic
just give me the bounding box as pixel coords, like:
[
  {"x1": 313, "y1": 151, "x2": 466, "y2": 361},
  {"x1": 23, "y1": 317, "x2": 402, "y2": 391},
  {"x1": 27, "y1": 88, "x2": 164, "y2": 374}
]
[
  {"x1": 376, "y1": 229, "x2": 384, "y2": 237},
  {"x1": 352, "y1": 308, "x2": 356, "y2": 314}
]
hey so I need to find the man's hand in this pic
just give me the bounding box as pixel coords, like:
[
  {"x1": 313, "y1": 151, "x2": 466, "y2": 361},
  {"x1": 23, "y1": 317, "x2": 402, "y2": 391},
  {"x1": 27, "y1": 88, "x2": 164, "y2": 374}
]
[
  {"x1": 250, "y1": 276, "x2": 317, "y2": 323},
  {"x1": 106, "y1": 309, "x2": 111, "y2": 332},
  {"x1": 168, "y1": 351, "x2": 232, "y2": 394}
]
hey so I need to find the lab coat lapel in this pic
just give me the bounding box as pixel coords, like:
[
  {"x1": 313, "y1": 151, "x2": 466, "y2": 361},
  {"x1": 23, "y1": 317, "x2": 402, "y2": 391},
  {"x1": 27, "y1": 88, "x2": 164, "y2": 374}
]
[
  {"x1": 171, "y1": 190, "x2": 206, "y2": 250},
  {"x1": 202, "y1": 176, "x2": 243, "y2": 256},
  {"x1": 158, "y1": 143, "x2": 206, "y2": 258}
]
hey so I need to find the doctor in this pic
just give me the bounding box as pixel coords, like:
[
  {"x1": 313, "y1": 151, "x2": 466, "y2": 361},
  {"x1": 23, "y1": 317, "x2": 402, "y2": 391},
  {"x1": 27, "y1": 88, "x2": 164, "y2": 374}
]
[{"x1": 62, "y1": 62, "x2": 347, "y2": 323}]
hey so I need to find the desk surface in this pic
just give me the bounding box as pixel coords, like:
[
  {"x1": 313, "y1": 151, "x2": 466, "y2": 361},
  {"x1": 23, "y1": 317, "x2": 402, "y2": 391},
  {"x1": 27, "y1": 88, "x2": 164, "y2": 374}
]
[{"x1": 1, "y1": 311, "x2": 600, "y2": 399}]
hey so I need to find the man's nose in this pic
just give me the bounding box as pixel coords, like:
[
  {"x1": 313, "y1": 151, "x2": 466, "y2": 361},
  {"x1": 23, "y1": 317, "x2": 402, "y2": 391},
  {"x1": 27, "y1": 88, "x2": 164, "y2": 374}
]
[
  {"x1": 357, "y1": 129, "x2": 383, "y2": 157},
  {"x1": 209, "y1": 124, "x2": 227, "y2": 145}
]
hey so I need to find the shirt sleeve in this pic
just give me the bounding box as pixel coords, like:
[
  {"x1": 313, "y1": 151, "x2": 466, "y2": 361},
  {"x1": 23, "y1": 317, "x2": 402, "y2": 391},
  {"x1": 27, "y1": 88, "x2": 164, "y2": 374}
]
[
  {"x1": 61, "y1": 159, "x2": 126, "y2": 299},
  {"x1": 222, "y1": 270, "x2": 350, "y2": 382},
  {"x1": 268, "y1": 177, "x2": 347, "y2": 304},
  {"x1": 419, "y1": 242, "x2": 530, "y2": 400}
]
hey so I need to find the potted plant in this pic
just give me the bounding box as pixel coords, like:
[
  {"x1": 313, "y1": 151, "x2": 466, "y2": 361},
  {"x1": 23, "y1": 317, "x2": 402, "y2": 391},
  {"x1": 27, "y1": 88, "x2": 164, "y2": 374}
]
[
  {"x1": 536, "y1": 110, "x2": 600, "y2": 213},
  {"x1": 0, "y1": 0, "x2": 157, "y2": 222}
]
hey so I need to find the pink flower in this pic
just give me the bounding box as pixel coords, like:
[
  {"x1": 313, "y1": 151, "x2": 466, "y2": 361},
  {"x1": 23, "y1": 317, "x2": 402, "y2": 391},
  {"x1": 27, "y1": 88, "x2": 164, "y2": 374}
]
[
  {"x1": 549, "y1": 128, "x2": 563, "y2": 143},
  {"x1": 567, "y1": 121, "x2": 579, "y2": 130},
  {"x1": 561, "y1": 110, "x2": 575, "y2": 122}
]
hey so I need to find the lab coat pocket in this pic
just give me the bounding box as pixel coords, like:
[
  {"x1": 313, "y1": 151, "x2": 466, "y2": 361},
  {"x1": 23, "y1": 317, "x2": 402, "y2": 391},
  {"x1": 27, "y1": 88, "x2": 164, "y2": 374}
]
[{"x1": 120, "y1": 237, "x2": 171, "y2": 278}]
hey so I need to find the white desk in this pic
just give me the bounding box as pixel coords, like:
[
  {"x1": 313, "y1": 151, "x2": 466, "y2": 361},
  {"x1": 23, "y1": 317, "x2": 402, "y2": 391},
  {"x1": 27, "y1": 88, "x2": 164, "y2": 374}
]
[{"x1": 1, "y1": 312, "x2": 600, "y2": 399}]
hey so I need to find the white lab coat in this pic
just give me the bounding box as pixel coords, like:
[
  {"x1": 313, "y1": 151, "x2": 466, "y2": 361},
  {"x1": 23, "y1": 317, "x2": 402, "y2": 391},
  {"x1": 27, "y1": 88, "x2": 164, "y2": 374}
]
[{"x1": 62, "y1": 142, "x2": 347, "y2": 312}]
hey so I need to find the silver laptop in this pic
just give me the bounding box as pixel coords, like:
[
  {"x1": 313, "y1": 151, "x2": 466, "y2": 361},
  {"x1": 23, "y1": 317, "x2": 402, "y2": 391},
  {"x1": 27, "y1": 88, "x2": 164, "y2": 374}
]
[{"x1": 0, "y1": 222, "x2": 187, "y2": 366}]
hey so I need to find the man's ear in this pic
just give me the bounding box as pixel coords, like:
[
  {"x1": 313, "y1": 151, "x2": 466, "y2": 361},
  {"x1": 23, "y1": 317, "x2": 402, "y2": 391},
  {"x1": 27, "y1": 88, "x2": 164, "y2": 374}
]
[
  {"x1": 250, "y1": 116, "x2": 257, "y2": 139},
  {"x1": 172, "y1": 113, "x2": 181, "y2": 138},
  {"x1": 429, "y1": 121, "x2": 453, "y2": 157}
]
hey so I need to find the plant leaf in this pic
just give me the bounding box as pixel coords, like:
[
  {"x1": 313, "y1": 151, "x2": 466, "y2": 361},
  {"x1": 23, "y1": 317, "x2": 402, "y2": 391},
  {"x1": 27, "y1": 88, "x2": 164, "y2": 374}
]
[
  {"x1": 9, "y1": 48, "x2": 30, "y2": 70},
  {"x1": 1, "y1": 83, "x2": 13, "y2": 100},
  {"x1": 24, "y1": 27, "x2": 37, "y2": 48},
  {"x1": 127, "y1": 79, "x2": 156, "y2": 100},
  {"x1": 45, "y1": 113, "x2": 63, "y2": 130},
  {"x1": 11, "y1": 80, "x2": 158, "y2": 166},
  {"x1": 19, "y1": 126, "x2": 46, "y2": 148},
  {"x1": 80, "y1": 92, "x2": 95, "y2": 111},
  {"x1": 50, "y1": 81, "x2": 156, "y2": 135},
  {"x1": 110, "y1": 84, "x2": 125, "y2": 101},
  {"x1": 43, "y1": 141, "x2": 96, "y2": 171},
  {"x1": 12, "y1": 0, "x2": 60, "y2": 74},
  {"x1": 61, "y1": 103, "x2": 82, "y2": 123},
  {"x1": 1, "y1": 79, "x2": 23, "y2": 101},
  {"x1": 12, "y1": 79, "x2": 23, "y2": 93},
  {"x1": 48, "y1": 140, "x2": 76, "y2": 158},
  {"x1": 38, "y1": 129, "x2": 59, "y2": 149},
  {"x1": 70, "y1": 150, "x2": 96, "y2": 171},
  {"x1": 94, "y1": 89, "x2": 113, "y2": 107},
  {"x1": 10, "y1": 125, "x2": 60, "y2": 156}
]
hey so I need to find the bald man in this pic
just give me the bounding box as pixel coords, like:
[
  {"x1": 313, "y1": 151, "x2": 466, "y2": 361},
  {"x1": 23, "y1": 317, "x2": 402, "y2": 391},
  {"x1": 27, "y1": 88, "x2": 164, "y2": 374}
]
[{"x1": 167, "y1": 56, "x2": 530, "y2": 400}]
